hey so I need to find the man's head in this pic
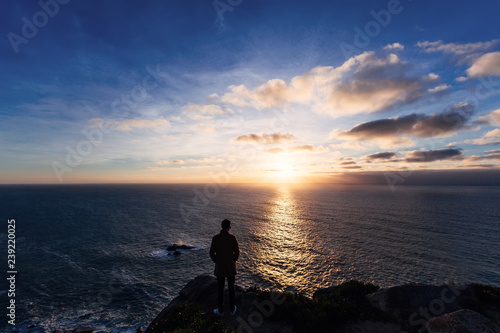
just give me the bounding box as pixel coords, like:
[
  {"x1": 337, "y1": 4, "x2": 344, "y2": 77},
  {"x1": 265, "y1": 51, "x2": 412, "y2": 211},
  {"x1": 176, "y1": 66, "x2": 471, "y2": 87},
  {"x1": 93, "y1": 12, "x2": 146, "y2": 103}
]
[{"x1": 221, "y1": 219, "x2": 231, "y2": 230}]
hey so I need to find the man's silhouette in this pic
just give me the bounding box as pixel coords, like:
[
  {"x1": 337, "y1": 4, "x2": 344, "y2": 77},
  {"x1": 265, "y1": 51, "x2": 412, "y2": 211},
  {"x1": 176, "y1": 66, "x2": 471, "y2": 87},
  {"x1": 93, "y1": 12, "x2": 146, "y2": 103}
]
[{"x1": 210, "y1": 219, "x2": 240, "y2": 316}]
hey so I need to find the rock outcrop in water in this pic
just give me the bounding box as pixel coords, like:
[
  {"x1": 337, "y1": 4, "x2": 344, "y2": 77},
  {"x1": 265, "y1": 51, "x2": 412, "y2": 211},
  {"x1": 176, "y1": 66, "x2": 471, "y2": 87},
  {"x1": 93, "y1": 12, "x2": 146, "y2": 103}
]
[
  {"x1": 146, "y1": 275, "x2": 500, "y2": 333},
  {"x1": 166, "y1": 244, "x2": 195, "y2": 251}
]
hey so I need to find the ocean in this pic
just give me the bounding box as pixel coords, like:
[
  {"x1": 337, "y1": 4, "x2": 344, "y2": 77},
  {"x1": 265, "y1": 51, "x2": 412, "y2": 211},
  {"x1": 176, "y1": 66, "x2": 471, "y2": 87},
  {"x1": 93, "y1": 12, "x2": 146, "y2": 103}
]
[{"x1": 1, "y1": 184, "x2": 499, "y2": 332}]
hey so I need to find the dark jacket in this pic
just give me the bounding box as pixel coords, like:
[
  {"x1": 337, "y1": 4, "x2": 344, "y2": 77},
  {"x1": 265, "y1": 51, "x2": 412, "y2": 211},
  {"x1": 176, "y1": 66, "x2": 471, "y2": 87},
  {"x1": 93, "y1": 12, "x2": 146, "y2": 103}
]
[{"x1": 210, "y1": 229, "x2": 240, "y2": 277}]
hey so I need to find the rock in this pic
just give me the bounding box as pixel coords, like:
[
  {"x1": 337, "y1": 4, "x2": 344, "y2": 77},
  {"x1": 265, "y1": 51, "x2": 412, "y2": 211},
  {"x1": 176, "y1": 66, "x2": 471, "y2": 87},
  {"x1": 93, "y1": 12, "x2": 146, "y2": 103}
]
[
  {"x1": 136, "y1": 327, "x2": 144, "y2": 333},
  {"x1": 167, "y1": 244, "x2": 195, "y2": 251},
  {"x1": 73, "y1": 327, "x2": 93, "y2": 333},
  {"x1": 52, "y1": 330, "x2": 63, "y2": 333},
  {"x1": 28, "y1": 324, "x2": 36, "y2": 328},
  {"x1": 146, "y1": 275, "x2": 247, "y2": 333},
  {"x1": 366, "y1": 284, "x2": 472, "y2": 324},
  {"x1": 339, "y1": 320, "x2": 409, "y2": 333},
  {"x1": 426, "y1": 309, "x2": 500, "y2": 333},
  {"x1": 173, "y1": 251, "x2": 181, "y2": 256},
  {"x1": 79, "y1": 312, "x2": 92, "y2": 319},
  {"x1": 146, "y1": 276, "x2": 500, "y2": 333}
]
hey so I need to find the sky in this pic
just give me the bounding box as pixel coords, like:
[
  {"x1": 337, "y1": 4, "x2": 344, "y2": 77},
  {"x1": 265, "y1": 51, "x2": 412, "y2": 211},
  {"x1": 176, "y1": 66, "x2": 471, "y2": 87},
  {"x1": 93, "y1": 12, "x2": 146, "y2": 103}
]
[{"x1": 1, "y1": 0, "x2": 500, "y2": 184}]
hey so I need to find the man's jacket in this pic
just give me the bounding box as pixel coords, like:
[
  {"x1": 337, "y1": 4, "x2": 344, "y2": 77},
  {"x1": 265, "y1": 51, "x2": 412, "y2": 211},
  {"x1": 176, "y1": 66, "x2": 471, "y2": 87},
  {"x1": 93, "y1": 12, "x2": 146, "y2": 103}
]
[{"x1": 210, "y1": 229, "x2": 240, "y2": 277}]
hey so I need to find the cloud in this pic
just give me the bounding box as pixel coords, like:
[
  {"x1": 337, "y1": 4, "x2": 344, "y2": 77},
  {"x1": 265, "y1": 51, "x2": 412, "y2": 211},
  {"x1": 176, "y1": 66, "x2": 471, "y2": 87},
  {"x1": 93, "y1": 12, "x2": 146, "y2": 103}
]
[
  {"x1": 490, "y1": 110, "x2": 500, "y2": 125},
  {"x1": 265, "y1": 147, "x2": 286, "y2": 154},
  {"x1": 156, "y1": 160, "x2": 170, "y2": 165},
  {"x1": 188, "y1": 156, "x2": 224, "y2": 163},
  {"x1": 462, "y1": 127, "x2": 500, "y2": 146},
  {"x1": 171, "y1": 160, "x2": 184, "y2": 164},
  {"x1": 366, "y1": 152, "x2": 397, "y2": 159},
  {"x1": 428, "y1": 84, "x2": 450, "y2": 93},
  {"x1": 485, "y1": 128, "x2": 500, "y2": 138},
  {"x1": 232, "y1": 132, "x2": 296, "y2": 145},
  {"x1": 463, "y1": 164, "x2": 497, "y2": 168},
  {"x1": 466, "y1": 52, "x2": 500, "y2": 78},
  {"x1": 184, "y1": 103, "x2": 226, "y2": 114},
  {"x1": 404, "y1": 148, "x2": 464, "y2": 163},
  {"x1": 334, "y1": 103, "x2": 475, "y2": 147},
  {"x1": 341, "y1": 165, "x2": 362, "y2": 169},
  {"x1": 328, "y1": 142, "x2": 366, "y2": 150},
  {"x1": 198, "y1": 124, "x2": 215, "y2": 132},
  {"x1": 468, "y1": 152, "x2": 500, "y2": 161},
  {"x1": 89, "y1": 118, "x2": 170, "y2": 131},
  {"x1": 340, "y1": 161, "x2": 356, "y2": 165},
  {"x1": 384, "y1": 43, "x2": 404, "y2": 51},
  {"x1": 417, "y1": 40, "x2": 499, "y2": 55},
  {"x1": 290, "y1": 145, "x2": 328, "y2": 153},
  {"x1": 479, "y1": 109, "x2": 500, "y2": 126},
  {"x1": 328, "y1": 79, "x2": 422, "y2": 116},
  {"x1": 478, "y1": 109, "x2": 500, "y2": 126},
  {"x1": 486, "y1": 149, "x2": 500, "y2": 154},
  {"x1": 186, "y1": 113, "x2": 212, "y2": 121},
  {"x1": 422, "y1": 73, "x2": 440, "y2": 81},
  {"x1": 219, "y1": 52, "x2": 427, "y2": 117}
]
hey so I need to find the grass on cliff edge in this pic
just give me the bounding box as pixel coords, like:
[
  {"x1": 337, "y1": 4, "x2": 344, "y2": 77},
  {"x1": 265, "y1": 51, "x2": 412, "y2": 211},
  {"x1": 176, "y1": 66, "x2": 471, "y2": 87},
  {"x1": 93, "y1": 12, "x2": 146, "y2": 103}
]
[
  {"x1": 148, "y1": 280, "x2": 389, "y2": 333},
  {"x1": 248, "y1": 279, "x2": 391, "y2": 332},
  {"x1": 148, "y1": 304, "x2": 235, "y2": 333}
]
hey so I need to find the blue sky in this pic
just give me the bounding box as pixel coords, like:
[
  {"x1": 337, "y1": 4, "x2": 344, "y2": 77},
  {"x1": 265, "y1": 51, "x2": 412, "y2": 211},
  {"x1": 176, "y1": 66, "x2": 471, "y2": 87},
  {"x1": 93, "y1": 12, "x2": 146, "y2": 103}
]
[{"x1": 1, "y1": 0, "x2": 500, "y2": 184}]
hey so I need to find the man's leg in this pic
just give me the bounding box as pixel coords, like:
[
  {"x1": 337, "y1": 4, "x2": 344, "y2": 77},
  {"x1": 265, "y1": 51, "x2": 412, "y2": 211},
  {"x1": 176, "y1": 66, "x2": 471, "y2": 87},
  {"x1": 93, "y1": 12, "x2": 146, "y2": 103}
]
[
  {"x1": 217, "y1": 277, "x2": 225, "y2": 313},
  {"x1": 228, "y1": 276, "x2": 235, "y2": 312}
]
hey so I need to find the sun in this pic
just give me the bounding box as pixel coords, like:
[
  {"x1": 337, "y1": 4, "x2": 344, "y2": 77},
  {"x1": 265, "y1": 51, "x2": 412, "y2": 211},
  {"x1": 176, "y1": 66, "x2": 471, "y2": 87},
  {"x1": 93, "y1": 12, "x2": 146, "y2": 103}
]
[{"x1": 271, "y1": 158, "x2": 299, "y2": 183}]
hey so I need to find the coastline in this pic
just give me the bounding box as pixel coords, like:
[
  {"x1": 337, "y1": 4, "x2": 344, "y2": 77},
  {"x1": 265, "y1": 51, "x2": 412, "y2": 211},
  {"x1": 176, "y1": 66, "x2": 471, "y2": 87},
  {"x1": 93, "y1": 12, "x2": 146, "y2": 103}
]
[{"x1": 144, "y1": 275, "x2": 500, "y2": 333}]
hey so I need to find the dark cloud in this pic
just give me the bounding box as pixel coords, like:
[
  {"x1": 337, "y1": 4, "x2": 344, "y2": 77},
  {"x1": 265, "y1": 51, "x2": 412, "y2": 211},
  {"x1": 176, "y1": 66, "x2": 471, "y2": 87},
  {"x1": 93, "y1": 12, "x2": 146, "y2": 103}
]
[
  {"x1": 322, "y1": 169, "x2": 500, "y2": 186},
  {"x1": 366, "y1": 152, "x2": 397, "y2": 159},
  {"x1": 341, "y1": 165, "x2": 362, "y2": 169},
  {"x1": 338, "y1": 103, "x2": 475, "y2": 140},
  {"x1": 233, "y1": 132, "x2": 295, "y2": 145},
  {"x1": 468, "y1": 152, "x2": 500, "y2": 161},
  {"x1": 340, "y1": 161, "x2": 357, "y2": 165},
  {"x1": 405, "y1": 148, "x2": 464, "y2": 163},
  {"x1": 462, "y1": 164, "x2": 496, "y2": 168}
]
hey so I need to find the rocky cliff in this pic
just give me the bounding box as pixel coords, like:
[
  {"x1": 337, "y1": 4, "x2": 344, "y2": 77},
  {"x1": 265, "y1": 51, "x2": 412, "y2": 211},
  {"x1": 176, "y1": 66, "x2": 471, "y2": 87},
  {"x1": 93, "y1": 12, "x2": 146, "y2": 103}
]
[{"x1": 146, "y1": 275, "x2": 500, "y2": 333}]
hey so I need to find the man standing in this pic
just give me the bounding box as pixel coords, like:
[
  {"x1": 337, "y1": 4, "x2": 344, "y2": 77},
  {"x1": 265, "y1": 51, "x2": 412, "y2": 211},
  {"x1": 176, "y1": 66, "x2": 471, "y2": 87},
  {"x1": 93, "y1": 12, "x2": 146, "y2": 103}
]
[{"x1": 210, "y1": 219, "x2": 240, "y2": 316}]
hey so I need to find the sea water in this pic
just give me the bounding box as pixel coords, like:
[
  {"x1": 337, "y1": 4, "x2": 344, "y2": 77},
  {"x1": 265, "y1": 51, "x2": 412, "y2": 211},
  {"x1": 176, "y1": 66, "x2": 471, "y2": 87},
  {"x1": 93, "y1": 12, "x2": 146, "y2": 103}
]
[{"x1": 1, "y1": 183, "x2": 499, "y2": 332}]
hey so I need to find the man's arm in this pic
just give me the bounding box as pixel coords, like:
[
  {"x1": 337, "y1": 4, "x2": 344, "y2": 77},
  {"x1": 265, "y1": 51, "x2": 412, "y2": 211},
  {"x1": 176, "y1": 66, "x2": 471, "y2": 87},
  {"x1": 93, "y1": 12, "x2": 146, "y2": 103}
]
[
  {"x1": 233, "y1": 236, "x2": 240, "y2": 261},
  {"x1": 209, "y1": 237, "x2": 217, "y2": 263}
]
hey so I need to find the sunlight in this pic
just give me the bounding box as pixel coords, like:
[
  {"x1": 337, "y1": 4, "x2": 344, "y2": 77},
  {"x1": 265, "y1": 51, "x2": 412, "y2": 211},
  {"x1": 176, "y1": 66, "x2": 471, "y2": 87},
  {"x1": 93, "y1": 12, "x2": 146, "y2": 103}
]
[
  {"x1": 269, "y1": 157, "x2": 300, "y2": 183},
  {"x1": 248, "y1": 186, "x2": 324, "y2": 293}
]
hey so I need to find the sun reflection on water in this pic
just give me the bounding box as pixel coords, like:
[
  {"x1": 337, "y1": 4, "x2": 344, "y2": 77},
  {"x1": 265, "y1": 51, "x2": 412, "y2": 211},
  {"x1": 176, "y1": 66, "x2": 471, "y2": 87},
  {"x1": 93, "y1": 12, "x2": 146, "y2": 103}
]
[{"x1": 248, "y1": 186, "x2": 340, "y2": 295}]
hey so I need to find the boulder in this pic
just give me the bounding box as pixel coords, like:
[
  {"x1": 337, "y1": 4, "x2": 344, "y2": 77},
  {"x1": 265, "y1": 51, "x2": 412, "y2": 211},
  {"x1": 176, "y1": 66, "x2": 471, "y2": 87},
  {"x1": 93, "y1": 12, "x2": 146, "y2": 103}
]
[
  {"x1": 146, "y1": 275, "x2": 248, "y2": 333},
  {"x1": 366, "y1": 284, "x2": 472, "y2": 324},
  {"x1": 72, "y1": 327, "x2": 93, "y2": 333},
  {"x1": 426, "y1": 309, "x2": 500, "y2": 333},
  {"x1": 173, "y1": 251, "x2": 181, "y2": 256},
  {"x1": 167, "y1": 244, "x2": 195, "y2": 251}
]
